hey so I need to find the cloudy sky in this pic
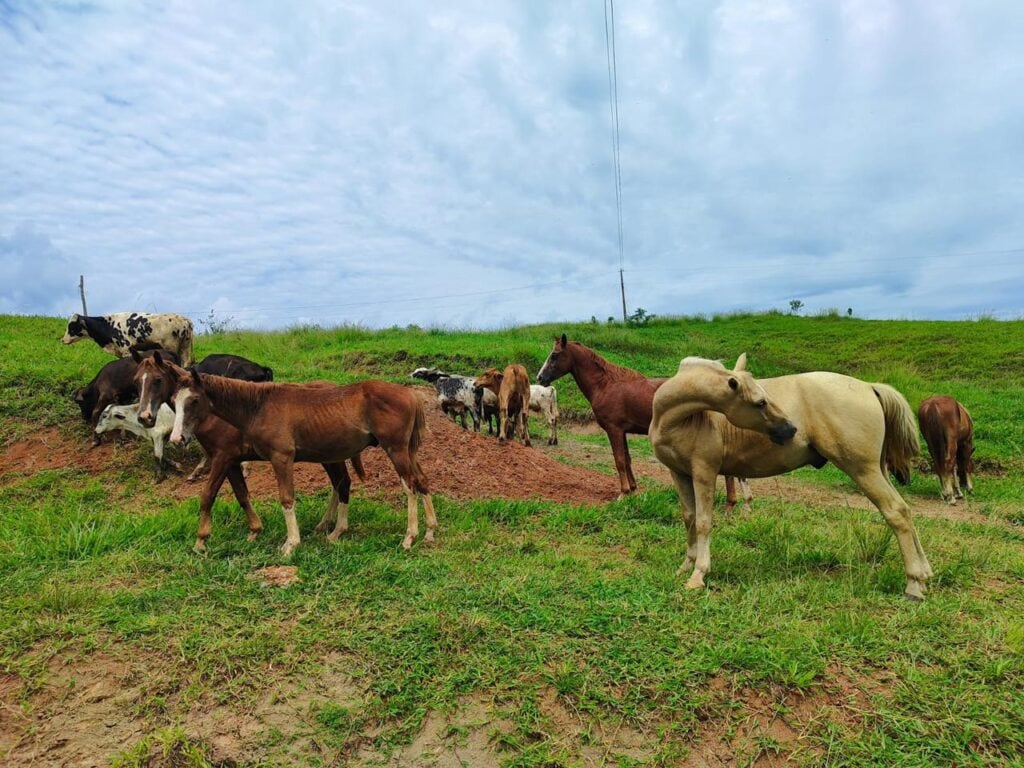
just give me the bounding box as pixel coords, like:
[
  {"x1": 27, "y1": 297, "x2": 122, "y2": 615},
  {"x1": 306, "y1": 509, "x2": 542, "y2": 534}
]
[{"x1": 2, "y1": 1, "x2": 1023, "y2": 329}]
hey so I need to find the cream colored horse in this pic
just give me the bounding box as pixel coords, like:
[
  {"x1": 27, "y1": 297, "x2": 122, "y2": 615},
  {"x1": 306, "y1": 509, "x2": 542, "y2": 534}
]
[{"x1": 650, "y1": 354, "x2": 931, "y2": 601}]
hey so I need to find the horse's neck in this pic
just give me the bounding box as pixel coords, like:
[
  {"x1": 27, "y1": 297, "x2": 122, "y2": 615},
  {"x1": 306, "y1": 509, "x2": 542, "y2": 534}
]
[
  {"x1": 200, "y1": 375, "x2": 266, "y2": 431},
  {"x1": 652, "y1": 376, "x2": 723, "y2": 431},
  {"x1": 569, "y1": 346, "x2": 638, "y2": 402}
]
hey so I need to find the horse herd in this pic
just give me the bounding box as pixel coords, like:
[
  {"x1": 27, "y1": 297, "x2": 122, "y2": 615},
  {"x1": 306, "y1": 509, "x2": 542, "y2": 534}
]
[{"x1": 62, "y1": 314, "x2": 976, "y2": 602}]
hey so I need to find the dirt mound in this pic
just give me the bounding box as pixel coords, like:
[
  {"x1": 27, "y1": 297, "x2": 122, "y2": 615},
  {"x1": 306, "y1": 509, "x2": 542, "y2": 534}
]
[{"x1": 0, "y1": 388, "x2": 619, "y2": 506}]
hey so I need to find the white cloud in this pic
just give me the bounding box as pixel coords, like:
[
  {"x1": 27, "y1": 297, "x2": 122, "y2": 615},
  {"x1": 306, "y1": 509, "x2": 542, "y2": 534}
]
[{"x1": 1, "y1": 0, "x2": 1022, "y2": 328}]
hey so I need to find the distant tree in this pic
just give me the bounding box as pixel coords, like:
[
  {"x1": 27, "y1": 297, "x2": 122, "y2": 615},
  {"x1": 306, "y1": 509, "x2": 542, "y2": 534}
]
[
  {"x1": 788, "y1": 299, "x2": 805, "y2": 315},
  {"x1": 607, "y1": 316, "x2": 615, "y2": 324},
  {"x1": 627, "y1": 307, "x2": 655, "y2": 326},
  {"x1": 590, "y1": 315, "x2": 599, "y2": 325},
  {"x1": 847, "y1": 307, "x2": 853, "y2": 317}
]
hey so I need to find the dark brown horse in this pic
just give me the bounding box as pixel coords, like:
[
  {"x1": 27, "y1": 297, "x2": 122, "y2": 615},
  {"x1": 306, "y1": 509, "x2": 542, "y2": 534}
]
[
  {"x1": 918, "y1": 395, "x2": 975, "y2": 504},
  {"x1": 537, "y1": 335, "x2": 751, "y2": 503},
  {"x1": 136, "y1": 353, "x2": 435, "y2": 554}
]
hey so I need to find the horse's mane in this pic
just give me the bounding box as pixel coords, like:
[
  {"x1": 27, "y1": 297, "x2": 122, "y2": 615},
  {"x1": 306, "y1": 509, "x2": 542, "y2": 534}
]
[
  {"x1": 678, "y1": 356, "x2": 726, "y2": 372},
  {"x1": 571, "y1": 342, "x2": 649, "y2": 382},
  {"x1": 198, "y1": 372, "x2": 273, "y2": 414}
]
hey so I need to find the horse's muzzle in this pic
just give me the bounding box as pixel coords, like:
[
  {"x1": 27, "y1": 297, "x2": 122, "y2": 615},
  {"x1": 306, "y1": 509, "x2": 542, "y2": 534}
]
[
  {"x1": 768, "y1": 421, "x2": 797, "y2": 445},
  {"x1": 138, "y1": 411, "x2": 157, "y2": 428}
]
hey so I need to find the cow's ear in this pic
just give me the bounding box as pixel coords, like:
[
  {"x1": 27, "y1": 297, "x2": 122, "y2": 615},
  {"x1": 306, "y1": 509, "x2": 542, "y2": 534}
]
[
  {"x1": 131, "y1": 349, "x2": 142, "y2": 363},
  {"x1": 559, "y1": 333, "x2": 568, "y2": 348}
]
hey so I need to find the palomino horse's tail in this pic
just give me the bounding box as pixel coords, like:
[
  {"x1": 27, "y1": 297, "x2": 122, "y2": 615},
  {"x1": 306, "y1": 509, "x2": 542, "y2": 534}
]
[{"x1": 873, "y1": 383, "x2": 919, "y2": 486}]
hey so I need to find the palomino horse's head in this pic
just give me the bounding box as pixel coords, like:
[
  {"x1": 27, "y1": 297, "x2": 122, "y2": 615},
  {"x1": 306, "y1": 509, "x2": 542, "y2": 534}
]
[
  {"x1": 133, "y1": 350, "x2": 177, "y2": 428},
  {"x1": 681, "y1": 354, "x2": 797, "y2": 445},
  {"x1": 474, "y1": 367, "x2": 504, "y2": 393},
  {"x1": 537, "y1": 334, "x2": 573, "y2": 386}
]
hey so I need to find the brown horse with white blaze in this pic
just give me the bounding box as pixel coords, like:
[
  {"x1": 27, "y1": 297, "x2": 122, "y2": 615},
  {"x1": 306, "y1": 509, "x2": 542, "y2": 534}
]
[
  {"x1": 918, "y1": 395, "x2": 975, "y2": 504},
  {"x1": 136, "y1": 353, "x2": 436, "y2": 555}
]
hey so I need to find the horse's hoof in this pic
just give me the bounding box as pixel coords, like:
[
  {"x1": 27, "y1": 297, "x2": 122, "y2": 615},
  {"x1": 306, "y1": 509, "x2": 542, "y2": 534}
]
[
  {"x1": 279, "y1": 542, "x2": 297, "y2": 557},
  {"x1": 193, "y1": 540, "x2": 207, "y2": 554},
  {"x1": 401, "y1": 535, "x2": 414, "y2": 551},
  {"x1": 423, "y1": 530, "x2": 436, "y2": 545},
  {"x1": 903, "y1": 592, "x2": 924, "y2": 603},
  {"x1": 327, "y1": 529, "x2": 347, "y2": 543},
  {"x1": 314, "y1": 522, "x2": 329, "y2": 534},
  {"x1": 246, "y1": 531, "x2": 260, "y2": 543},
  {"x1": 685, "y1": 573, "x2": 706, "y2": 590}
]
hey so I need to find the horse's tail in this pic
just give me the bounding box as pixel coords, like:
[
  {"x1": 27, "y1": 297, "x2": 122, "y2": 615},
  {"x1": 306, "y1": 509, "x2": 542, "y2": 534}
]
[
  {"x1": 410, "y1": 397, "x2": 428, "y2": 454},
  {"x1": 918, "y1": 400, "x2": 947, "y2": 474},
  {"x1": 873, "y1": 383, "x2": 919, "y2": 486},
  {"x1": 348, "y1": 453, "x2": 366, "y2": 482}
]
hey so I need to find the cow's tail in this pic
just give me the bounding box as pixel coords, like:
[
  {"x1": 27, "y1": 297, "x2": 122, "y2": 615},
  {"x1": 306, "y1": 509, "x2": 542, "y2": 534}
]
[
  {"x1": 549, "y1": 385, "x2": 559, "y2": 420},
  {"x1": 873, "y1": 383, "x2": 919, "y2": 486}
]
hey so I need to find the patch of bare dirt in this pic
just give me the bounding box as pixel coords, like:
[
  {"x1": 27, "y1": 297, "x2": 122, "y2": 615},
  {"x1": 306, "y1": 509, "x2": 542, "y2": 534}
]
[
  {"x1": 249, "y1": 565, "x2": 301, "y2": 588},
  {"x1": 0, "y1": 389, "x2": 619, "y2": 507}
]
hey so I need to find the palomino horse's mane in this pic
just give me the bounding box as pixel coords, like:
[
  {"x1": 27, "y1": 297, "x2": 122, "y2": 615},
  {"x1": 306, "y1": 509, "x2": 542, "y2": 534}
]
[
  {"x1": 570, "y1": 342, "x2": 649, "y2": 382},
  {"x1": 678, "y1": 356, "x2": 726, "y2": 372}
]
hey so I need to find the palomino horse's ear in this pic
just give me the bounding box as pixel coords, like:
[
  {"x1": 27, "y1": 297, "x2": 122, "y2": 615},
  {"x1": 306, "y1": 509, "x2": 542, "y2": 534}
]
[
  {"x1": 559, "y1": 333, "x2": 567, "y2": 348},
  {"x1": 728, "y1": 377, "x2": 739, "y2": 391},
  {"x1": 734, "y1": 353, "x2": 748, "y2": 372}
]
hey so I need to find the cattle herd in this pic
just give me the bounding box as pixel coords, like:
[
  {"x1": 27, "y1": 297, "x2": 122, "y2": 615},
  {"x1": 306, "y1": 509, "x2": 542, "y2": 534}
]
[{"x1": 62, "y1": 311, "x2": 977, "y2": 600}]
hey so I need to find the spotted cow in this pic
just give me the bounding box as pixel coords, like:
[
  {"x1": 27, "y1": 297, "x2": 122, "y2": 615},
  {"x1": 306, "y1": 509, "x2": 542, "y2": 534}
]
[{"x1": 62, "y1": 312, "x2": 194, "y2": 366}]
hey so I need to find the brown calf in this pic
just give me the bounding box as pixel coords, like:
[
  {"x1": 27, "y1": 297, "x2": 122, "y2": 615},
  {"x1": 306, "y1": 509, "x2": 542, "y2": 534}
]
[{"x1": 474, "y1": 365, "x2": 532, "y2": 446}]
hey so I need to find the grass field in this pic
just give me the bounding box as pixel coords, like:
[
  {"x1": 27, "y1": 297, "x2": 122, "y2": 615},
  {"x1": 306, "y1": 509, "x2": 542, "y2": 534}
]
[{"x1": 1, "y1": 313, "x2": 1023, "y2": 766}]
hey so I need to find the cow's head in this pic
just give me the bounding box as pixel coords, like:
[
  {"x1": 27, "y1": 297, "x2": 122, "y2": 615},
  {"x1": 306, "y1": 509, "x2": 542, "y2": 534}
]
[
  {"x1": 134, "y1": 350, "x2": 175, "y2": 428},
  {"x1": 410, "y1": 367, "x2": 445, "y2": 383},
  {"x1": 61, "y1": 314, "x2": 88, "y2": 345},
  {"x1": 72, "y1": 387, "x2": 92, "y2": 420},
  {"x1": 474, "y1": 368, "x2": 503, "y2": 394},
  {"x1": 537, "y1": 334, "x2": 572, "y2": 386}
]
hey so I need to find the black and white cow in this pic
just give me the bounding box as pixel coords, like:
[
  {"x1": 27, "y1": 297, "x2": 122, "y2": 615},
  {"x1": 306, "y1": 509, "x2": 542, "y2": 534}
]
[
  {"x1": 410, "y1": 367, "x2": 481, "y2": 431},
  {"x1": 62, "y1": 312, "x2": 194, "y2": 366}
]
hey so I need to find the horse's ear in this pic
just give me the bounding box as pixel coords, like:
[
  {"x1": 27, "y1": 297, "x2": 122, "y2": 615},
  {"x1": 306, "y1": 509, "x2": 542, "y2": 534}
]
[
  {"x1": 559, "y1": 333, "x2": 568, "y2": 348},
  {"x1": 153, "y1": 351, "x2": 163, "y2": 367},
  {"x1": 728, "y1": 377, "x2": 739, "y2": 391},
  {"x1": 131, "y1": 349, "x2": 142, "y2": 363},
  {"x1": 734, "y1": 353, "x2": 747, "y2": 372},
  {"x1": 189, "y1": 367, "x2": 203, "y2": 389}
]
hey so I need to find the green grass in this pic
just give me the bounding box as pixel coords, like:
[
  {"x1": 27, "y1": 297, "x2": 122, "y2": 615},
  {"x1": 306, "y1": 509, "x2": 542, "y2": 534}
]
[{"x1": 1, "y1": 312, "x2": 1023, "y2": 766}]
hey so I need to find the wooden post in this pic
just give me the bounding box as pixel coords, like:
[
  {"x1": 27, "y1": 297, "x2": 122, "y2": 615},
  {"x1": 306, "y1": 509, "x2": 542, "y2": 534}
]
[
  {"x1": 79, "y1": 275, "x2": 88, "y2": 316},
  {"x1": 619, "y1": 268, "x2": 627, "y2": 322}
]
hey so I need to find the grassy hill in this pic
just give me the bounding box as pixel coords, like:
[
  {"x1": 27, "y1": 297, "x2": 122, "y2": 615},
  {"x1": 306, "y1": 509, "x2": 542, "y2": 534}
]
[{"x1": 1, "y1": 313, "x2": 1023, "y2": 766}]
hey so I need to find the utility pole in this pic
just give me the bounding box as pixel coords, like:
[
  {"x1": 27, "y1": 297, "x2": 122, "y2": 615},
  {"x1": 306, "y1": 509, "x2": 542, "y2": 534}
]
[
  {"x1": 619, "y1": 268, "x2": 627, "y2": 322},
  {"x1": 78, "y1": 275, "x2": 88, "y2": 315}
]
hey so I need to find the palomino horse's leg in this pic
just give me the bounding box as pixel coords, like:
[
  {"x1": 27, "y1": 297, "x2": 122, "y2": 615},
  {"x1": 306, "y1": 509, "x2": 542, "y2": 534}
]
[
  {"x1": 224, "y1": 463, "x2": 262, "y2": 543},
  {"x1": 269, "y1": 453, "x2": 300, "y2": 557},
  {"x1": 685, "y1": 468, "x2": 718, "y2": 590},
  {"x1": 845, "y1": 462, "x2": 932, "y2": 600},
  {"x1": 669, "y1": 470, "x2": 698, "y2": 576},
  {"x1": 605, "y1": 428, "x2": 633, "y2": 496}
]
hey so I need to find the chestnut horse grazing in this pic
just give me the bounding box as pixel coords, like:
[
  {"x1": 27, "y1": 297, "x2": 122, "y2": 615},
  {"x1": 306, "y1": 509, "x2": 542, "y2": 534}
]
[
  {"x1": 136, "y1": 354, "x2": 435, "y2": 554},
  {"x1": 918, "y1": 395, "x2": 974, "y2": 504},
  {"x1": 650, "y1": 355, "x2": 932, "y2": 601}
]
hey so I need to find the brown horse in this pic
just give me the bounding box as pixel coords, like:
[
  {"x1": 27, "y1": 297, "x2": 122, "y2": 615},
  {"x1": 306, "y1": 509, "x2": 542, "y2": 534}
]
[
  {"x1": 136, "y1": 353, "x2": 435, "y2": 554},
  {"x1": 537, "y1": 334, "x2": 751, "y2": 502},
  {"x1": 918, "y1": 396, "x2": 975, "y2": 504},
  {"x1": 133, "y1": 359, "x2": 366, "y2": 552}
]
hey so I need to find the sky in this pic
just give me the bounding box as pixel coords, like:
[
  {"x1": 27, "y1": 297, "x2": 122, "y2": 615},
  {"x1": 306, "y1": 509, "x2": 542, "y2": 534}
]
[{"x1": 2, "y1": 0, "x2": 1023, "y2": 330}]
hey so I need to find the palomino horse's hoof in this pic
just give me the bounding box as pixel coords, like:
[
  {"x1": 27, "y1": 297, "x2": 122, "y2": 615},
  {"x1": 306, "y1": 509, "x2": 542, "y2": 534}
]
[
  {"x1": 401, "y1": 535, "x2": 415, "y2": 551},
  {"x1": 903, "y1": 592, "x2": 924, "y2": 603},
  {"x1": 279, "y1": 542, "x2": 297, "y2": 557}
]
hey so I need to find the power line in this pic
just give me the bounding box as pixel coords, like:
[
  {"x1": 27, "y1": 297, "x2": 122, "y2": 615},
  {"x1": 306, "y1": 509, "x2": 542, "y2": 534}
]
[{"x1": 604, "y1": 0, "x2": 627, "y2": 321}]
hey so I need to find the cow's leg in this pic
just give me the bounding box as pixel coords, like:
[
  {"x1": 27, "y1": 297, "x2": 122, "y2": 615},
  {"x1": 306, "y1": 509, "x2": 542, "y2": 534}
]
[
  {"x1": 269, "y1": 453, "x2": 300, "y2": 557},
  {"x1": 224, "y1": 463, "x2": 262, "y2": 542},
  {"x1": 152, "y1": 434, "x2": 166, "y2": 483},
  {"x1": 520, "y1": 410, "x2": 531, "y2": 447},
  {"x1": 548, "y1": 413, "x2": 558, "y2": 446},
  {"x1": 958, "y1": 440, "x2": 974, "y2": 495},
  {"x1": 942, "y1": 433, "x2": 958, "y2": 504},
  {"x1": 498, "y1": 405, "x2": 509, "y2": 444},
  {"x1": 605, "y1": 428, "x2": 633, "y2": 497},
  {"x1": 188, "y1": 446, "x2": 212, "y2": 482}
]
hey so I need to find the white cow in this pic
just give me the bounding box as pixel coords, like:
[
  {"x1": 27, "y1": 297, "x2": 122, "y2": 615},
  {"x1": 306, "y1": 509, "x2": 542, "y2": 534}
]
[
  {"x1": 95, "y1": 402, "x2": 178, "y2": 481},
  {"x1": 529, "y1": 384, "x2": 559, "y2": 445}
]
